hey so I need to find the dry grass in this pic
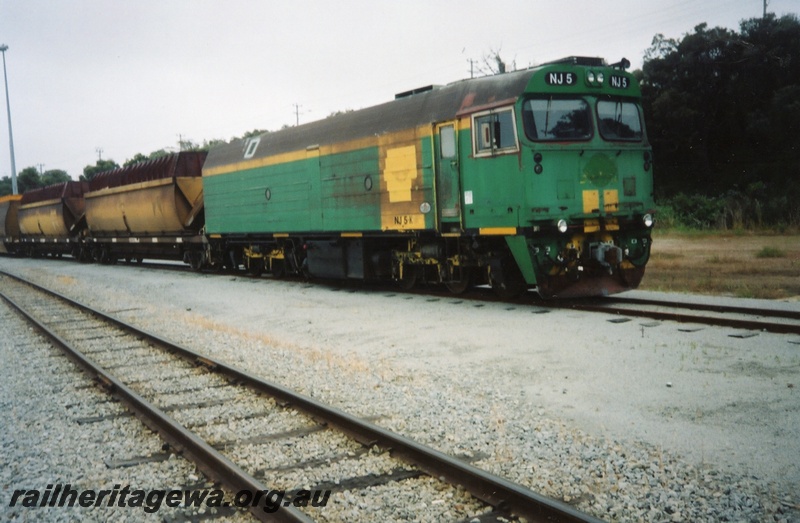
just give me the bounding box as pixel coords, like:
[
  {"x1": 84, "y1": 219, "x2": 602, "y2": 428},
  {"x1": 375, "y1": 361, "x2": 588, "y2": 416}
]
[{"x1": 640, "y1": 231, "x2": 800, "y2": 300}]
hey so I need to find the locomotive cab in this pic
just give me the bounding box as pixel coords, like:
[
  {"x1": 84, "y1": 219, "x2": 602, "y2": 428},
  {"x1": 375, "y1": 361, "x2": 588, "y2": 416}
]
[
  {"x1": 515, "y1": 58, "x2": 655, "y2": 296},
  {"x1": 455, "y1": 57, "x2": 655, "y2": 297}
]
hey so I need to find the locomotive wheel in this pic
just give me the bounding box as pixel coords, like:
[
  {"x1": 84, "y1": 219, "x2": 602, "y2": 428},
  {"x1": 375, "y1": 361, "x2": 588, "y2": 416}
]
[
  {"x1": 398, "y1": 266, "x2": 418, "y2": 290},
  {"x1": 247, "y1": 258, "x2": 264, "y2": 277},
  {"x1": 445, "y1": 267, "x2": 472, "y2": 295},
  {"x1": 271, "y1": 259, "x2": 286, "y2": 279}
]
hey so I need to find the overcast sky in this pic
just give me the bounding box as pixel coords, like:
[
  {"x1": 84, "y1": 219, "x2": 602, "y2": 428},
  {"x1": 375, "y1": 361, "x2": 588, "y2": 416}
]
[{"x1": 0, "y1": 0, "x2": 797, "y2": 181}]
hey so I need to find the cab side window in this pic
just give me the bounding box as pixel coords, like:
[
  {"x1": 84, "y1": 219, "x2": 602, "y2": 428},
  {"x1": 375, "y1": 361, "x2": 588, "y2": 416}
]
[{"x1": 473, "y1": 108, "x2": 518, "y2": 157}]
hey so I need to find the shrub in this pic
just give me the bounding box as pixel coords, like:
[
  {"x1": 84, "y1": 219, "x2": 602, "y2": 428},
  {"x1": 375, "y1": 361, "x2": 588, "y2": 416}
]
[{"x1": 755, "y1": 246, "x2": 786, "y2": 258}]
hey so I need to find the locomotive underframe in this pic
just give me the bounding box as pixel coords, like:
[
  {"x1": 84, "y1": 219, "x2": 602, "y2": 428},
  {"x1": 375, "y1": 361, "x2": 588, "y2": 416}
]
[{"x1": 213, "y1": 231, "x2": 577, "y2": 297}]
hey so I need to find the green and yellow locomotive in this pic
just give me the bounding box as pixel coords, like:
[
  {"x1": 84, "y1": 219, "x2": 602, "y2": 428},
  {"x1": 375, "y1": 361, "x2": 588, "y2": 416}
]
[{"x1": 201, "y1": 56, "x2": 654, "y2": 297}]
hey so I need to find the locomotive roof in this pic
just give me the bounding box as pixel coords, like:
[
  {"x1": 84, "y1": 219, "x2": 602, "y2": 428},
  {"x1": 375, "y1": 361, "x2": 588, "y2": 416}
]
[
  {"x1": 204, "y1": 68, "x2": 538, "y2": 171},
  {"x1": 204, "y1": 59, "x2": 639, "y2": 173}
]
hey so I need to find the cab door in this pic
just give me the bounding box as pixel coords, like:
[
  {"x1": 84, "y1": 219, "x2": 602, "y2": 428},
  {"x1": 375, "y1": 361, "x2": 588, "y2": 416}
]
[{"x1": 434, "y1": 121, "x2": 462, "y2": 231}]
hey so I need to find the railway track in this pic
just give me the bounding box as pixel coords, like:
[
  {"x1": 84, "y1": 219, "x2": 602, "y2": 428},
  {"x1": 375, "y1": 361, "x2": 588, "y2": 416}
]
[
  {"x1": 555, "y1": 294, "x2": 800, "y2": 336},
  {"x1": 0, "y1": 270, "x2": 603, "y2": 523},
  {"x1": 10, "y1": 255, "x2": 800, "y2": 338}
]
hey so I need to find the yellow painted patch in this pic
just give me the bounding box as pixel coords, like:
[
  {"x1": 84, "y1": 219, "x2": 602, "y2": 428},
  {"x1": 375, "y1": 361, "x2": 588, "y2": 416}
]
[
  {"x1": 605, "y1": 218, "x2": 619, "y2": 231},
  {"x1": 479, "y1": 227, "x2": 517, "y2": 235},
  {"x1": 379, "y1": 128, "x2": 428, "y2": 231},
  {"x1": 603, "y1": 189, "x2": 619, "y2": 212},
  {"x1": 584, "y1": 219, "x2": 600, "y2": 233},
  {"x1": 341, "y1": 232, "x2": 363, "y2": 238},
  {"x1": 582, "y1": 190, "x2": 599, "y2": 214},
  {"x1": 383, "y1": 145, "x2": 417, "y2": 203}
]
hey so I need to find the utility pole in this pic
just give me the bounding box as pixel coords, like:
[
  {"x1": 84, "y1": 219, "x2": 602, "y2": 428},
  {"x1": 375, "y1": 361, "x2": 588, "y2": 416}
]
[
  {"x1": 37, "y1": 163, "x2": 44, "y2": 176},
  {"x1": 293, "y1": 103, "x2": 302, "y2": 126},
  {"x1": 763, "y1": 0, "x2": 770, "y2": 17},
  {"x1": 467, "y1": 58, "x2": 476, "y2": 79},
  {"x1": 96, "y1": 148, "x2": 103, "y2": 161},
  {"x1": 0, "y1": 44, "x2": 17, "y2": 195}
]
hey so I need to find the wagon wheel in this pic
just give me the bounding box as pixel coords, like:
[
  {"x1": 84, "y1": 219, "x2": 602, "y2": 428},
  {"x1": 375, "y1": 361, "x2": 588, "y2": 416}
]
[
  {"x1": 445, "y1": 267, "x2": 472, "y2": 295},
  {"x1": 187, "y1": 251, "x2": 204, "y2": 271},
  {"x1": 100, "y1": 247, "x2": 113, "y2": 265}
]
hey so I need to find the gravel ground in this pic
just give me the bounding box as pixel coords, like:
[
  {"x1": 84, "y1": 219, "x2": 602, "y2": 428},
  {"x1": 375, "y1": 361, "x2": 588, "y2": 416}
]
[
  {"x1": 1, "y1": 256, "x2": 798, "y2": 522},
  {"x1": 0, "y1": 290, "x2": 253, "y2": 522}
]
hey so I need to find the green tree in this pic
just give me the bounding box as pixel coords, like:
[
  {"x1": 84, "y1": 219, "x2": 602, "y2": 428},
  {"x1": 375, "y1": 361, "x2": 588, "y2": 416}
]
[
  {"x1": 17, "y1": 167, "x2": 42, "y2": 193},
  {"x1": 240, "y1": 129, "x2": 267, "y2": 139},
  {"x1": 81, "y1": 159, "x2": 120, "y2": 181},
  {"x1": 123, "y1": 153, "x2": 149, "y2": 167},
  {"x1": 0, "y1": 168, "x2": 71, "y2": 196},
  {"x1": 641, "y1": 14, "x2": 800, "y2": 226},
  {"x1": 41, "y1": 169, "x2": 71, "y2": 186},
  {"x1": 0, "y1": 177, "x2": 12, "y2": 196}
]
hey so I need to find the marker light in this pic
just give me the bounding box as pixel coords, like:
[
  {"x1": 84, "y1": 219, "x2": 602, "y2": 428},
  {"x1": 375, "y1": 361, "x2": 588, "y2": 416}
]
[
  {"x1": 643, "y1": 214, "x2": 654, "y2": 228},
  {"x1": 557, "y1": 219, "x2": 569, "y2": 233}
]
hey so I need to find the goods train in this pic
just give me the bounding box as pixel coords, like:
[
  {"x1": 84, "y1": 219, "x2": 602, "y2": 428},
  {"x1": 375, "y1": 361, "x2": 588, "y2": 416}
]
[{"x1": 0, "y1": 57, "x2": 655, "y2": 298}]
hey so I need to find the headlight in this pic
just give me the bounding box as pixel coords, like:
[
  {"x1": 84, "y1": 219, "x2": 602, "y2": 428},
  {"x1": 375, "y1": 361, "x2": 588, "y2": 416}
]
[
  {"x1": 587, "y1": 72, "x2": 595, "y2": 83},
  {"x1": 597, "y1": 72, "x2": 604, "y2": 83},
  {"x1": 643, "y1": 213, "x2": 654, "y2": 228},
  {"x1": 557, "y1": 219, "x2": 569, "y2": 233}
]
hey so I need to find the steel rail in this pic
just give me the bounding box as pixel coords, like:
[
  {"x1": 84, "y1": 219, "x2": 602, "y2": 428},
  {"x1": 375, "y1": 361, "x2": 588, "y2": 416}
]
[
  {"x1": 0, "y1": 270, "x2": 605, "y2": 523},
  {"x1": 555, "y1": 300, "x2": 800, "y2": 335},
  {"x1": 602, "y1": 296, "x2": 800, "y2": 321},
  {"x1": 0, "y1": 284, "x2": 313, "y2": 523}
]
